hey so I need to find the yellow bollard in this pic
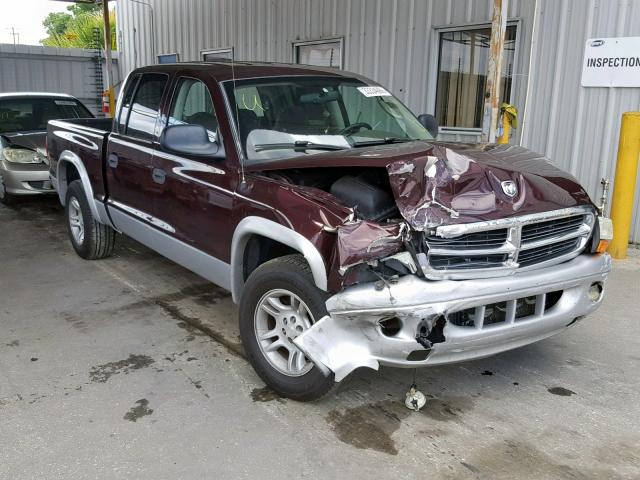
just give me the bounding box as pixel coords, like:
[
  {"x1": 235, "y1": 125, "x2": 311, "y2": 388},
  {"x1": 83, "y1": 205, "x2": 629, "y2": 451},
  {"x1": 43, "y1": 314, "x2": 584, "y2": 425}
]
[{"x1": 608, "y1": 112, "x2": 640, "y2": 259}]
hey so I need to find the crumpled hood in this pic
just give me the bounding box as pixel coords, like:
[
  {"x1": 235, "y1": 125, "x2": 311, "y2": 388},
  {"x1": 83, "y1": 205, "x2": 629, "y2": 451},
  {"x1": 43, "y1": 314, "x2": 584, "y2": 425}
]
[
  {"x1": 249, "y1": 140, "x2": 594, "y2": 230},
  {"x1": 386, "y1": 142, "x2": 593, "y2": 230},
  {"x1": 1, "y1": 131, "x2": 46, "y2": 152}
]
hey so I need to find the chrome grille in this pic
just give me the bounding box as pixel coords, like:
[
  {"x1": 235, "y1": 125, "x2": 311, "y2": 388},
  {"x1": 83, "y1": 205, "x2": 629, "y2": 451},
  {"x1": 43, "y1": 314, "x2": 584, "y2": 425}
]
[
  {"x1": 518, "y1": 238, "x2": 580, "y2": 267},
  {"x1": 425, "y1": 229, "x2": 508, "y2": 250},
  {"x1": 521, "y1": 215, "x2": 585, "y2": 244},
  {"x1": 421, "y1": 207, "x2": 595, "y2": 280}
]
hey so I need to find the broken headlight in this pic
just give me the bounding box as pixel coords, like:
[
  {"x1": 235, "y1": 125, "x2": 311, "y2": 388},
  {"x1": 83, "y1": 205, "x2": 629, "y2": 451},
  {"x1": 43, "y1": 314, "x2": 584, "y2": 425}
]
[{"x1": 3, "y1": 148, "x2": 44, "y2": 164}]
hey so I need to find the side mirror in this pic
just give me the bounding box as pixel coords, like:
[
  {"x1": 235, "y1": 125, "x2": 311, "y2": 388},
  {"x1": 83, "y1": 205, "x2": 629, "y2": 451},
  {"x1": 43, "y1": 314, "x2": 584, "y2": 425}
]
[
  {"x1": 418, "y1": 114, "x2": 439, "y2": 138},
  {"x1": 159, "y1": 124, "x2": 224, "y2": 158}
]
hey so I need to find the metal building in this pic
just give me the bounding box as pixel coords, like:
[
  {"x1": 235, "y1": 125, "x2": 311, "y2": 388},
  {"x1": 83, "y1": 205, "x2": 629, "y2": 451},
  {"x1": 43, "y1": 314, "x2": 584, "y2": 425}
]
[
  {"x1": 115, "y1": 0, "x2": 640, "y2": 244},
  {"x1": 0, "y1": 44, "x2": 120, "y2": 115}
]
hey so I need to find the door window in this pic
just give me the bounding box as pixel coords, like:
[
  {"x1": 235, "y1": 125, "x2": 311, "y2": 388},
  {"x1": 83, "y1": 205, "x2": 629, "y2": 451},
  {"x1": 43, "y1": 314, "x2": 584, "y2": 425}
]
[
  {"x1": 125, "y1": 73, "x2": 168, "y2": 141},
  {"x1": 168, "y1": 78, "x2": 218, "y2": 141},
  {"x1": 117, "y1": 75, "x2": 139, "y2": 132}
]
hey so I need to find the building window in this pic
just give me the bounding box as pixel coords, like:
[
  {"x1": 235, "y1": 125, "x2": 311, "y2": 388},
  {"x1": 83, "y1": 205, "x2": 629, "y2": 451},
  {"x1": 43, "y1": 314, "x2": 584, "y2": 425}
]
[
  {"x1": 157, "y1": 53, "x2": 179, "y2": 64},
  {"x1": 435, "y1": 25, "x2": 517, "y2": 130},
  {"x1": 202, "y1": 48, "x2": 233, "y2": 62},
  {"x1": 293, "y1": 39, "x2": 343, "y2": 69}
]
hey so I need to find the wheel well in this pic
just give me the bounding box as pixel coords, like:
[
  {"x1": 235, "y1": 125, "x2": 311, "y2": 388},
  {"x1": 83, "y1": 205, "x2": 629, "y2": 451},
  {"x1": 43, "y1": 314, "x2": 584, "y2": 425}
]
[
  {"x1": 65, "y1": 162, "x2": 80, "y2": 185},
  {"x1": 242, "y1": 235, "x2": 299, "y2": 281}
]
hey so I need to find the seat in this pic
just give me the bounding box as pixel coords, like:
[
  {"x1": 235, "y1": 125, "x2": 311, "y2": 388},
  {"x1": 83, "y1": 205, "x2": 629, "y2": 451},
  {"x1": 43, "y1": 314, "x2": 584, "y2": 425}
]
[
  {"x1": 236, "y1": 109, "x2": 259, "y2": 148},
  {"x1": 185, "y1": 111, "x2": 218, "y2": 132},
  {"x1": 274, "y1": 106, "x2": 309, "y2": 133}
]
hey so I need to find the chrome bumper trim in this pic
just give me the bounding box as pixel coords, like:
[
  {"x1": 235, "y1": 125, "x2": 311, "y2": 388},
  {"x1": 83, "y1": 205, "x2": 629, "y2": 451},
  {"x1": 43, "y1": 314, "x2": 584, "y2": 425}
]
[{"x1": 294, "y1": 254, "x2": 611, "y2": 382}]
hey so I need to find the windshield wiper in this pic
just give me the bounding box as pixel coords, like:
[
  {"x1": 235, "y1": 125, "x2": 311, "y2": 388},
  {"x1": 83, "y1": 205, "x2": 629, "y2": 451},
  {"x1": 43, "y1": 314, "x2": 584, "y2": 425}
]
[
  {"x1": 351, "y1": 137, "x2": 415, "y2": 147},
  {"x1": 254, "y1": 140, "x2": 348, "y2": 153}
]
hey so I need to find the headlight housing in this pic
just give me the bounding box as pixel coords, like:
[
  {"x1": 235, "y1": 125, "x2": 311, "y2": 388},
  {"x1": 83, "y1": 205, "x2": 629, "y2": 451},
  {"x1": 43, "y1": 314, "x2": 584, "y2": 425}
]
[{"x1": 2, "y1": 147, "x2": 44, "y2": 164}]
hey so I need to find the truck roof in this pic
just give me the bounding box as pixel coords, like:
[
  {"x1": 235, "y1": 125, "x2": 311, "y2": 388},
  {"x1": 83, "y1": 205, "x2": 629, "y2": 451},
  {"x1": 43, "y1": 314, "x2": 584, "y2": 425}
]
[{"x1": 132, "y1": 61, "x2": 372, "y2": 83}]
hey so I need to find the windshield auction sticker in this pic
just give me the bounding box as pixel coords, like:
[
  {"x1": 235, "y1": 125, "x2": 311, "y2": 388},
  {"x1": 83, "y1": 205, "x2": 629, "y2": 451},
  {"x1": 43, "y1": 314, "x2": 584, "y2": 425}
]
[
  {"x1": 581, "y1": 36, "x2": 640, "y2": 87},
  {"x1": 357, "y1": 86, "x2": 392, "y2": 97}
]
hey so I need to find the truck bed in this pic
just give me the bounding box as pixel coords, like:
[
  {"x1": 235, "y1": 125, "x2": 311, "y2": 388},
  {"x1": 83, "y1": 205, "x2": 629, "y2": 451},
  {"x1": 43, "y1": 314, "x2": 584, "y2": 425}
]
[{"x1": 47, "y1": 117, "x2": 114, "y2": 202}]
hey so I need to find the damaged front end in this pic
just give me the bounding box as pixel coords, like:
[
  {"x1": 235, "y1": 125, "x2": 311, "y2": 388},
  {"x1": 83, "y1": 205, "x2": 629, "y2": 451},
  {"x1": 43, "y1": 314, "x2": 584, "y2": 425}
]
[
  {"x1": 294, "y1": 253, "x2": 610, "y2": 381},
  {"x1": 253, "y1": 142, "x2": 611, "y2": 382}
]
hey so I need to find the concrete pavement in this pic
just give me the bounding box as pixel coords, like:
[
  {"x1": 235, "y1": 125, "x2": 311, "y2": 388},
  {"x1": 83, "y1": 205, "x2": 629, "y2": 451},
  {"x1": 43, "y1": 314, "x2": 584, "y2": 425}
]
[{"x1": 1, "y1": 197, "x2": 639, "y2": 479}]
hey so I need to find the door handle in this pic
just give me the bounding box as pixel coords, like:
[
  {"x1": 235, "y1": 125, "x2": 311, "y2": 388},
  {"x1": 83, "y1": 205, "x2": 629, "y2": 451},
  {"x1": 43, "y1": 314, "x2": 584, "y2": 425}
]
[
  {"x1": 107, "y1": 154, "x2": 118, "y2": 168},
  {"x1": 152, "y1": 168, "x2": 166, "y2": 185}
]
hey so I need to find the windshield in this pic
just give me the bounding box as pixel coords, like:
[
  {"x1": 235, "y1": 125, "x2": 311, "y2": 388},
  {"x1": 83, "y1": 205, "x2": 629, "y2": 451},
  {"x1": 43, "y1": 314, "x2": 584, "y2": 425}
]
[
  {"x1": 0, "y1": 97, "x2": 92, "y2": 134},
  {"x1": 224, "y1": 77, "x2": 432, "y2": 163}
]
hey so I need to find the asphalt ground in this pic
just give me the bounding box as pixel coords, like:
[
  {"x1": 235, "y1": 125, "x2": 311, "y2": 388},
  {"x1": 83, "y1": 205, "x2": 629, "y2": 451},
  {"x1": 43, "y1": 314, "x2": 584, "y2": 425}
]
[{"x1": 1, "y1": 196, "x2": 639, "y2": 479}]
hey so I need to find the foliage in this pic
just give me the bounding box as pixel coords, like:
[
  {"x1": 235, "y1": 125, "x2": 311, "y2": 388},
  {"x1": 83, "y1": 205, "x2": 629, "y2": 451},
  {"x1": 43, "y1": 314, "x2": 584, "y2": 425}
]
[
  {"x1": 41, "y1": 10, "x2": 117, "y2": 50},
  {"x1": 43, "y1": 12, "x2": 72, "y2": 37},
  {"x1": 68, "y1": 3, "x2": 101, "y2": 16}
]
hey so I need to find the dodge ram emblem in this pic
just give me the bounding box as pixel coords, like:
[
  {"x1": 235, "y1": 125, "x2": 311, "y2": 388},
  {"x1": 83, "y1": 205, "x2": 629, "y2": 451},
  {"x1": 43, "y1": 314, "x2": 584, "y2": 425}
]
[{"x1": 501, "y1": 180, "x2": 518, "y2": 197}]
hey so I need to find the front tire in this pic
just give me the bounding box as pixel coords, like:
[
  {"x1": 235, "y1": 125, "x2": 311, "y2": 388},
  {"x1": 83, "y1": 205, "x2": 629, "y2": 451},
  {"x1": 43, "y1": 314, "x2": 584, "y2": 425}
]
[
  {"x1": 239, "y1": 254, "x2": 335, "y2": 401},
  {"x1": 0, "y1": 173, "x2": 17, "y2": 205},
  {"x1": 65, "y1": 180, "x2": 116, "y2": 259}
]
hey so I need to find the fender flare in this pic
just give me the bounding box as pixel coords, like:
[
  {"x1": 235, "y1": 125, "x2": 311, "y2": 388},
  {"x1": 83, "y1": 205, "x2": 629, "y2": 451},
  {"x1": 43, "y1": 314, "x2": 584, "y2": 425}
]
[
  {"x1": 56, "y1": 150, "x2": 112, "y2": 226},
  {"x1": 230, "y1": 216, "x2": 328, "y2": 302}
]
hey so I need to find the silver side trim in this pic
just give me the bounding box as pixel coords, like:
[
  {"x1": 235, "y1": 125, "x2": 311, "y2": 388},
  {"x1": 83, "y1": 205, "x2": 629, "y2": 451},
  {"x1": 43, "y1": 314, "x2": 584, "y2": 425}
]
[
  {"x1": 109, "y1": 207, "x2": 232, "y2": 292},
  {"x1": 230, "y1": 216, "x2": 328, "y2": 303},
  {"x1": 109, "y1": 200, "x2": 175, "y2": 233},
  {"x1": 56, "y1": 150, "x2": 114, "y2": 227}
]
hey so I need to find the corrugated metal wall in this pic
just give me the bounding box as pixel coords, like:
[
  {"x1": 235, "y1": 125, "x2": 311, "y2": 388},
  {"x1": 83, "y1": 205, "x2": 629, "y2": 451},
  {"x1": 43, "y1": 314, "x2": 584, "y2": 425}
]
[
  {"x1": 116, "y1": 0, "x2": 640, "y2": 243},
  {"x1": 521, "y1": 0, "x2": 640, "y2": 244},
  {"x1": 0, "y1": 44, "x2": 121, "y2": 115}
]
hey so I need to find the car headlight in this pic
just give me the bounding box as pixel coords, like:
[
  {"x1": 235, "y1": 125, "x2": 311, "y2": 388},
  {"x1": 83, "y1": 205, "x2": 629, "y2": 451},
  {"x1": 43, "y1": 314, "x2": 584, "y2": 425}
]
[{"x1": 2, "y1": 147, "x2": 44, "y2": 164}]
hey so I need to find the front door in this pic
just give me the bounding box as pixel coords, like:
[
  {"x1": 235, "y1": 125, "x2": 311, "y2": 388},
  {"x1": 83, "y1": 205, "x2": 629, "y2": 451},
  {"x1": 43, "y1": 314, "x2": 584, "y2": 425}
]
[{"x1": 152, "y1": 75, "x2": 236, "y2": 266}]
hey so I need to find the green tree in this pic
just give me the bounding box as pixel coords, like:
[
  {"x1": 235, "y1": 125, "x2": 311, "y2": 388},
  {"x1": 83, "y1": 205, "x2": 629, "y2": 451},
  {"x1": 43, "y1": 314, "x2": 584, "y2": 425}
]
[
  {"x1": 43, "y1": 11, "x2": 72, "y2": 37},
  {"x1": 67, "y1": 3, "x2": 102, "y2": 16},
  {"x1": 41, "y1": 10, "x2": 117, "y2": 50}
]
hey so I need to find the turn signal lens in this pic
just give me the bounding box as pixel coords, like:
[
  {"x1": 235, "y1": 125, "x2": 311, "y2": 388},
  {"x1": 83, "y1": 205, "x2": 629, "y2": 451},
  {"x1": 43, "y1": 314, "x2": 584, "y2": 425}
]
[{"x1": 596, "y1": 239, "x2": 610, "y2": 254}]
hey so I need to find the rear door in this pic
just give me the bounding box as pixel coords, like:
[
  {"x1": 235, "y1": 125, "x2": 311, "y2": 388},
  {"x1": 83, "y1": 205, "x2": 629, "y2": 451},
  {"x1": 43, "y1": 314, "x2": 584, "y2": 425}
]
[{"x1": 105, "y1": 72, "x2": 169, "y2": 230}]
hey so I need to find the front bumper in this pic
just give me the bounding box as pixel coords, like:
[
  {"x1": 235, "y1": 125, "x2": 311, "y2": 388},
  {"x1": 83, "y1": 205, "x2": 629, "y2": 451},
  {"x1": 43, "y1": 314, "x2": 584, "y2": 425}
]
[
  {"x1": 1, "y1": 161, "x2": 54, "y2": 195},
  {"x1": 294, "y1": 254, "x2": 611, "y2": 381}
]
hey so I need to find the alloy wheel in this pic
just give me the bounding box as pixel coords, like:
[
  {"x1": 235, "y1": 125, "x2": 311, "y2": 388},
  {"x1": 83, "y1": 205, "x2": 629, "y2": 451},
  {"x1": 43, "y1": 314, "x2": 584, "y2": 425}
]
[
  {"x1": 254, "y1": 289, "x2": 315, "y2": 376},
  {"x1": 68, "y1": 196, "x2": 85, "y2": 245}
]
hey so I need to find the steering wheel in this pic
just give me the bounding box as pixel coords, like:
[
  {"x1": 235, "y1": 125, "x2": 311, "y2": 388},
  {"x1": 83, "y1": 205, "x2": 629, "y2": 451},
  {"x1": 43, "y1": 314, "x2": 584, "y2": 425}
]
[{"x1": 339, "y1": 122, "x2": 373, "y2": 136}]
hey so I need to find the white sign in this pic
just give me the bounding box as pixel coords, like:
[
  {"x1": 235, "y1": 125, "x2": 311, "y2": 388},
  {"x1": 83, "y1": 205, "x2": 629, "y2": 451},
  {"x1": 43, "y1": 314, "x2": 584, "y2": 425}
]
[
  {"x1": 581, "y1": 36, "x2": 640, "y2": 87},
  {"x1": 357, "y1": 86, "x2": 391, "y2": 97}
]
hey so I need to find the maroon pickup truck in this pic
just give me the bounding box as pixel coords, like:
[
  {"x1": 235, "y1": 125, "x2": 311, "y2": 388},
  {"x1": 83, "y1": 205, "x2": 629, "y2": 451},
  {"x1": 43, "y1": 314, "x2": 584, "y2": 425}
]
[{"x1": 47, "y1": 62, "x2": 612, "y2": 401}]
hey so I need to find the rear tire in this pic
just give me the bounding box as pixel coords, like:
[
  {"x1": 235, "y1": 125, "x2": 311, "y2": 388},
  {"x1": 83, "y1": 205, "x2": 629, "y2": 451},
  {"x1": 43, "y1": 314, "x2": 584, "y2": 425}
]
[
  {"x1": 65, "y1": 180, "x2": 115, "y2": 259},
  {"x1": 239, "y1": 254, "x2": 335, "y2": 401}
]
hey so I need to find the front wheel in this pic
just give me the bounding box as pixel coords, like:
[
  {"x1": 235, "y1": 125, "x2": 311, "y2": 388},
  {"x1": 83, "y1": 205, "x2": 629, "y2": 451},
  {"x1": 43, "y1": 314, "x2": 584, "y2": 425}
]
[
  {"x1": 0, "y1": 173, "x2": 17, "y2": 205},
  {"x1": 239, "y1": 254, "x2": 335, "y2": 401}
]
